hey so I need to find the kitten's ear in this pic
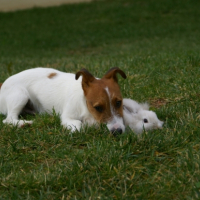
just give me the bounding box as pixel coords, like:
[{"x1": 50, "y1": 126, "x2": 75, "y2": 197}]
[
  {"x1": 140, "y1": 103, "x2": 149, "y2": 110},
  {"x1": 123, "y1": 99, "x2": 135, "y2": 113},
  {"x1": 123, "y1": 105, "x2": 132, "y2": 113}
]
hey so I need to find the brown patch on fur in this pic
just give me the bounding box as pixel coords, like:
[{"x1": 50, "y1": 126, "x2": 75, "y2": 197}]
[
  {"x1": 0, "y1": 83, "x2": 3, "y2": 89},
  {"x1": 48, "y1": 73, "x2": 57, "y2": 79}
]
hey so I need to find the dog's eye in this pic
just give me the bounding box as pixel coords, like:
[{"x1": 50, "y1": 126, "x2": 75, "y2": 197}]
[
  {"x1": 116, "y1": 101, "x2": 122, "y2": 108},
  {"x1": 94, "y1": 106, "x2": 103, "y2": 113},
  {"x1": 143, "y1": 118, "x2": 148, "y2": 123}
]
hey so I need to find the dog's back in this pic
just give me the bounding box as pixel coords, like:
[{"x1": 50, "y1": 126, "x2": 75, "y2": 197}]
[{"x1": 0, "y1": 68, "x2": 81, "y2": 114}]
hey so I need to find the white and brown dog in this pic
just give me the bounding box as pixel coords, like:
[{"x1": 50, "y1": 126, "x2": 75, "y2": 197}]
[{"x1": 0, "y1": 67, "x2": 126, "y2": 134}]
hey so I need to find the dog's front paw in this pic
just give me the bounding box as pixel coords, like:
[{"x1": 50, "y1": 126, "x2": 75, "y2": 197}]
[
  {"x1": 68, "y1": 125, "x2": 80, "y2": 132},
  {"x1": 61, "y1": 119, "x2": 82, "y2": 132}
]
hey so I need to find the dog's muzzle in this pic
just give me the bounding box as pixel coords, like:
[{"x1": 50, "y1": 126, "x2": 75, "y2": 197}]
[{"x1": 111, "y1": 128, "x2": 123, "y2": 136}]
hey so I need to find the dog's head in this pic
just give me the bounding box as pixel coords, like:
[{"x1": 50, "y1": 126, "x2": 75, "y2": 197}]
[{"x1": 76, "y1": 67, "x2": 126, "y2": 134}]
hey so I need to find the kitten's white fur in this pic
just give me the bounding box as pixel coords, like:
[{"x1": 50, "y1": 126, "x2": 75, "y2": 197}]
[{"x1": 123, "y1": 98, "x2": 163, "y2": 134}]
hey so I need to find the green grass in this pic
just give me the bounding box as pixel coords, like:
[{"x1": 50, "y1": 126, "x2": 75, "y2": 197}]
[{"x1": 0, "y1": 0, "x2": 200, "y2": 199}]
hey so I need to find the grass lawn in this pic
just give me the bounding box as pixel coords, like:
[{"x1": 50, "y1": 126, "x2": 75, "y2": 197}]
[{"x1": 0, "y1": 0, "x2": 200, "y2": 199}]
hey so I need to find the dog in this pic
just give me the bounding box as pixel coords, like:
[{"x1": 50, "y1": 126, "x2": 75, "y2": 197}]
[
  {"x1": 123, "y1": 98, "x2": 163, "y2": 134},
  {"x1": 0, "y1": 67, "x2": 127, "y2": 133}
]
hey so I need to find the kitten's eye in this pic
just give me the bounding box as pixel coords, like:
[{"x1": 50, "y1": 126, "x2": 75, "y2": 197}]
[
  {"x1": 116, "y1": 101, "x2": 122, "y2": 108},
  {"x1": 94, "y1": 106, "x2": 103, "y2": 113},
  {"x1": 143, "y1": 118, "x2": 148, "y2": 123}
]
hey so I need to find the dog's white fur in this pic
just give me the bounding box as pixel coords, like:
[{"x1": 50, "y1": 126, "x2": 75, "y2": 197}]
[
  {"x1": 123, "y1": 98, "x2": 163, "y2": 134},
  {"x1": 0, "y1": 67, "x2": 125, "y2": 132}
]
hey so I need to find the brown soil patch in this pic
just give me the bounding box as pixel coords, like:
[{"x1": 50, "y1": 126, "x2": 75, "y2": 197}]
[{"x1": 149, "y1": 98, "x2": 168, "y2": 108}]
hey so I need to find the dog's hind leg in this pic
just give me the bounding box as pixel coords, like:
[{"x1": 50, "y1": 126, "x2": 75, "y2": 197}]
[{"x1": 2, "y1": 88, "x2": 33, "y2": 127}]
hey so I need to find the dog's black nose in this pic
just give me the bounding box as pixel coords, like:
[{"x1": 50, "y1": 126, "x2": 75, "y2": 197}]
[{"x1": 111, "y1": 128, "x2": 123, "y2": 136}]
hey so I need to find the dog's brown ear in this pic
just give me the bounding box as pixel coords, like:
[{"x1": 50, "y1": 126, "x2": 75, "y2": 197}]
[
  {"x1": 0, "y1": 83, "x2": 3, "y2": 89},
  {"x1": 103, "y1": 67, "x2": 127, "y2": 82},
  {"x1": 75, "y1": 68, "x2": 95, "y2": 83},
  {"x1": 75, "y1": 69, "x2": 95, "y2": 93}
]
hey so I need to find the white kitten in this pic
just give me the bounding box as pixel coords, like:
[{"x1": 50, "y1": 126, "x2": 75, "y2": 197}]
[{"x1": 123, "y1": 98, "x2": 164, "y2": 134}]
